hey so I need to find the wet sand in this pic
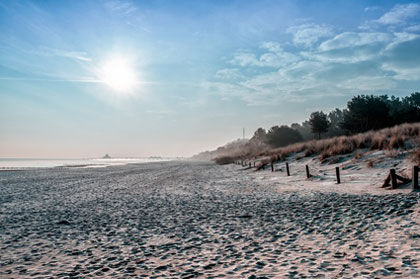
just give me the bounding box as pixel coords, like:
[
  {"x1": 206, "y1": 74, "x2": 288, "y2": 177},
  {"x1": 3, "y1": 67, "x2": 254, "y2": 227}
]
[{"x1": 1, "y1": 161, "x2": 420, "y2": 278}]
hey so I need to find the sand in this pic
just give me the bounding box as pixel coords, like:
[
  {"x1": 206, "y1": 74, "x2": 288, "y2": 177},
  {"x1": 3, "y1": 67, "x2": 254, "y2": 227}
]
[{"x1": 1, "y1": 161, "x2": 419, "y2": 278}]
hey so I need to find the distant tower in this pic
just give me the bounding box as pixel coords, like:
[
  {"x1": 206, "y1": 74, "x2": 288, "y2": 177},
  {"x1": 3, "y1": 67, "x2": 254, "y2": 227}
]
[{"x1": 243, "y1": 128, "x2": 245, "y2": 139}]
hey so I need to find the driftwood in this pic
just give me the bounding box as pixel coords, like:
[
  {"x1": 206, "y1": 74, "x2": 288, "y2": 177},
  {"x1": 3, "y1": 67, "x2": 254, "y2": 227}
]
[{"x1": 382, "y1": 169, "x2": 411, "y2": 189}]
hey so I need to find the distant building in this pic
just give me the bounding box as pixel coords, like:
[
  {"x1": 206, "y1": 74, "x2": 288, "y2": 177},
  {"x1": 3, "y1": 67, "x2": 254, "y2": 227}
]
[{"x1": 103, "y1": 154, "x2": 111, "y2": 159}]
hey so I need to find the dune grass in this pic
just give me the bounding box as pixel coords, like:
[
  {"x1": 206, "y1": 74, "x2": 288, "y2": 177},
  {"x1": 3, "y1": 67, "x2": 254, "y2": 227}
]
[{"x1": 214, "y1": 122, "x2": 420, "y2": 165}]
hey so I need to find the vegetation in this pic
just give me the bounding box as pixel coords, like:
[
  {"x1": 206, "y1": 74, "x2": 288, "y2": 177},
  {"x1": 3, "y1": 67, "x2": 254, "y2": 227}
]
[
  {"x1": 265, "y1": 123, "x2": 419, "y2": 163},
  {"x1": 309, "y1": 111, "x2": 330, "y2": 139},
  {"x1": 192, "y1": 92, "x2": 420, "y2": 164},
  {"x1": 265, "y1": 126, "x2": 303, "y2": 147},
  {"x1": 254, "y1": 92, "x2": 420, "y2": 148}
]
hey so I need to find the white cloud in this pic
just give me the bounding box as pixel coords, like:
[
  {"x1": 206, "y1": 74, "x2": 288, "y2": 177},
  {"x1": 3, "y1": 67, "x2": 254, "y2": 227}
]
[
  {"x1": 229, "y1": 53, "x2": 258, "y2": 67},
  {"x1": 260, "y1": 41, "x2": 282, "y2": 52},
  {"x1": 385, "y1": 32, "x2": 420, "y2": 49},
  {"x1": 213, "y1": 13, "x2": 420, "y2": 106},
  {"x1": 376, "y1": 3, "x2": 420, "y2": 25},
  {"x1": 287, "y1": 24, "x2": 333, "y2": 48},
  {"x1": 37, "y1": 47, "x2": 91, "y2": 62},
  {"x1": 53, "y1": 50, "x2": 91, "y2": 62},
  {"x1": 364, "y1": 6, "x2": 380, "y2": 12},
  {"x1": 382, "y1": 65, "x2": 420, "y2": 80},
  {"x1": 319, "y1": 32, "x2": 392, "y2": 51},
  {"x1": 215, "y1": 68, "x2": 243, "y2": 80},
  {"x1": 229, "y1": 43, "x2": 299, "y2": 68},
  {"x1": 405, "y1": 24, "x2": 420, "y2": 32}
]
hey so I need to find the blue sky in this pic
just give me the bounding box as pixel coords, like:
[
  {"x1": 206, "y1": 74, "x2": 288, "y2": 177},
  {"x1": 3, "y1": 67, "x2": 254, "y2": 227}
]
[{"x1": 1, "y1": 0, "x2": 420, "y2": 158}]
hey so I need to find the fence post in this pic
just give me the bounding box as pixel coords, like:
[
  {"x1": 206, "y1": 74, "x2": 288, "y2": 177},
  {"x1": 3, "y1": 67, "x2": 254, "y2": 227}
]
[
  {"x1": 271, "y1": 162, "x2": 274, "y2": 172},
  {"x1": 249, "y1": 162, "x2": 251, "y2": 167},
  {"x1": 253, "y1": 161, "x2": 255, "y2": 168},
  {"x1": 390, "y1": 169, "x2": 397, "y2": 189},
  {"x1": 305, "y1": 165, "x2": 310, "y2": 178},
  {"x1": 335, "y1": 167, "x2": 341, "y2": 184},
  {"x1": 286, "y1": 162, "x2": 290, "y2": 176},
  {"x1": 413, "y1": 166, "x2": 419, "y2": 191}
]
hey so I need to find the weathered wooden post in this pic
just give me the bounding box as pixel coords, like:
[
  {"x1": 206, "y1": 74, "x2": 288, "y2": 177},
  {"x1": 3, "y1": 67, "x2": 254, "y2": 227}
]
[
  {"x1": 249, "y1": 162, "x2": 251, "y2": 167},
  {"x1": 271, "y1": 162, "x2": 274, "y2": 172},
  {"x1": 286, "y1": 162, "x2": 290, "y2": 176},
  {"x1": 253, "y1": 161, "x2": 255, "y2": 168},
  {"x1": 390, "y1": 169, "x2": 397, "y2": 189},
  {"x1": 305, "y1": 165, "x2": 310, "y2": 178},
  {"x1": 413, "y1": 166, "x2": 419, "y2": 191},
  {"x1": 335, "y1": 167, "x2": 341, "y2": 184}
]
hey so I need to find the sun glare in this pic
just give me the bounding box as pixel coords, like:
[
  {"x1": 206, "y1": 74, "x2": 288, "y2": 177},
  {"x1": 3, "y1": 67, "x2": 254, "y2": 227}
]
[{"x1": 99, "y1": 57, "x2": 138, "y2": 93}]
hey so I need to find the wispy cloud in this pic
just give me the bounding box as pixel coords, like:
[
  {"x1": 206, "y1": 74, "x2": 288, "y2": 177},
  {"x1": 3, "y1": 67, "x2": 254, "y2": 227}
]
[
  {"x1": 229, "y1": 42, "x2": 299, "y2": 68},
  {"x1": 406, "y1": 24, "x2": 420, "y2": 32},
  {"x1": 105, "y1": 0, "x2": 137, "y2": 15},
  {"x1": 32, "y1": 46, "x2": 92, "y2": 62},
  {"x1": 319, "y1": 32, "x2": 391, "y2": 51},
  {"x1": 215, "y1": 68, "x2": 243, "y2": 80},
  {"x1": 376, "y1": 3, "x2": 420, "y2": 25},
  {"x1": 364, "y1": 6, "x2": 380, "y2": 12},
  {"x1": 211, "y1": 5, "x2": 420, "y2": 106},
  {"x1": 286, "y1": 24, "x2": 333, "y2": 48}
]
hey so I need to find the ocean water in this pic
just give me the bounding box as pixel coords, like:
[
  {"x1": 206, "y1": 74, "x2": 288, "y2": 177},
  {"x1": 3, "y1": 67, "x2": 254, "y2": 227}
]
[{"x1": 0, "y1": 157, "x2": 171, "y2": 170}]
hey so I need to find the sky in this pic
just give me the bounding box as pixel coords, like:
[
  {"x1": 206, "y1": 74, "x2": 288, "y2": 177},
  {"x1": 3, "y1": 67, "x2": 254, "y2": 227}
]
[{"x1": 1, "y1": 0, "x2": 420, "y2": 158}]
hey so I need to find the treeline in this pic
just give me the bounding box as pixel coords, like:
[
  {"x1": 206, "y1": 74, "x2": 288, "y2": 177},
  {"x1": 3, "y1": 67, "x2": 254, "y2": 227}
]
[{"x1": 251, "y1": 93, "x2": 420, "y2": 148}]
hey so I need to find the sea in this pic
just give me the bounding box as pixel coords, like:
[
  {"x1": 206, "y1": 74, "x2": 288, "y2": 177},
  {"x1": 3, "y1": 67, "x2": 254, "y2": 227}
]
[{"x1": 0, "y1": 157, "x2": 173, "y2": 170}]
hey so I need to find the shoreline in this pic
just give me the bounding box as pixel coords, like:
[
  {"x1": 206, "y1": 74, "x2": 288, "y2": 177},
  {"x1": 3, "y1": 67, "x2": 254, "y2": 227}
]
[{"x1": 0, "y1": 158, "x2": 176, "y2": 171}]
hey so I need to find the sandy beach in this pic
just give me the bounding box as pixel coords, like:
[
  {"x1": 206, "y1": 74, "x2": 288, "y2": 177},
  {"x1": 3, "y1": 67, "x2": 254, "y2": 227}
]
[{"x1": 1, "y1": 161, "x2": 420, "y2": 278}]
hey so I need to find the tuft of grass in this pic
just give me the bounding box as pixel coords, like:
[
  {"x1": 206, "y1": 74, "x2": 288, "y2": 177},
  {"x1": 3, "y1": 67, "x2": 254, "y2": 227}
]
[
  {"x1": 354, "y1": 152, "x2": 363, "y2": 159},
  {"x1": 389, "y1": 134, "x2": 406, "y2": 149}
]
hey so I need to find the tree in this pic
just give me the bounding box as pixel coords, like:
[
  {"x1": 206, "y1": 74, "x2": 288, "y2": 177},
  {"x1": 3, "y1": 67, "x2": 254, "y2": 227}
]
[
  {"x1": 266, "y1": 125, "x2": 303, "y2": 147},
  {"x1": 400, "y1": 92, "x2": 420, "y2": 123},
  {"x1": 291, "y1": 121, "x2": 313, "y2": 141},
  {"x1": 250, "y1": 128, "x2": 267, "y2": 144},
  {"x1": 326, "y1": 109, "x2": 345, "y2": 137},
  {"x1": 309, "y1": 111, "x2": 330, "y2": 139},
  {"x1": 341, "y1": 95, "x2": 390, "y2": 134}
]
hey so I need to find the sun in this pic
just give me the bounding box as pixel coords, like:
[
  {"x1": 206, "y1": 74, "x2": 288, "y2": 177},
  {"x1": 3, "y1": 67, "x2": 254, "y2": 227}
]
[{"x1": 99, "y1": 57, "x2": 138, "y2": 93}]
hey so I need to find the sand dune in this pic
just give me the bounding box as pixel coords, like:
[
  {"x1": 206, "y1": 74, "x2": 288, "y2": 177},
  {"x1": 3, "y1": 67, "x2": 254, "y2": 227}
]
[{"x1": 1, "y1": 161, "x2": 419, "y2": 278}]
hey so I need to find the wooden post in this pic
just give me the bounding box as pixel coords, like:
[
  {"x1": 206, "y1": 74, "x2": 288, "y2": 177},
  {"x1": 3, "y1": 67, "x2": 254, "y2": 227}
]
[
  {"x1": 336, "y1": 167, "x2": 341, "y2": 184},
  {"x1": 390, "y1": 169, "x2": 397, "y2": 189},
  {"x1": 253, "y1": 162, "x2": 255, "y2": 168},
  {"x1": 249, "y1": 162, "x2": 251, "y2": 167},
  {"x1": 286, "y1": 162, "x2": 290, "y2": 176},
  {"x1": 271, "y1": 162, "x2": 274, "y2": 172},
  {"x1": 306, "y1": 165, "x2": 310, "y2": 178},
  {"x1": 413, "y1": 166, "x2": 419, "y2": 191}
]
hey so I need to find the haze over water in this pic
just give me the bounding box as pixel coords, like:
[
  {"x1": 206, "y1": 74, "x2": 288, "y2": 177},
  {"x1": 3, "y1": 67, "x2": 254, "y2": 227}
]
[{"x1": 0, "y1": 157, "x2": 171, "y2": 169}]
